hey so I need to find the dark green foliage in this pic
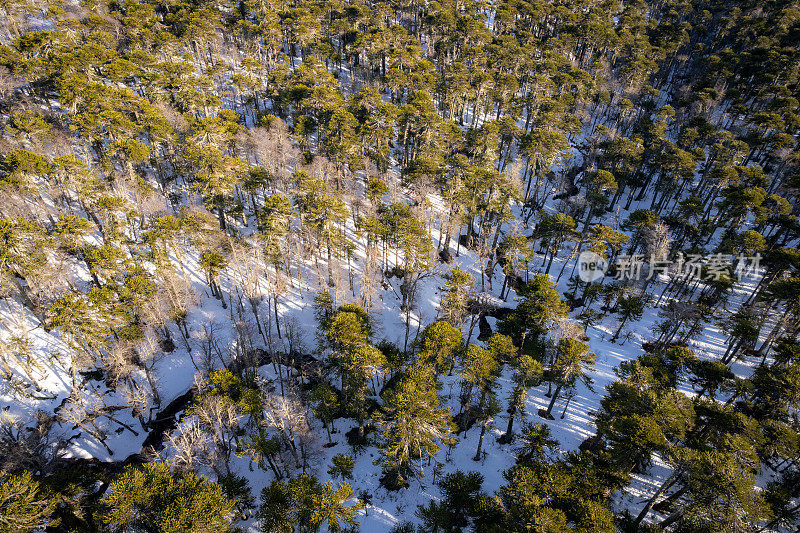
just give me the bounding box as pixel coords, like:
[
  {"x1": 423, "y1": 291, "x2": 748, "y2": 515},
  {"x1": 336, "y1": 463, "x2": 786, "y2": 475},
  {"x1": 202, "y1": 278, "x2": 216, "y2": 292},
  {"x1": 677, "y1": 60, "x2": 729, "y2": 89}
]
[
  {"x1": 100, "y1": 463, "x2": 235, "y2": 533},
  {"x1": 379, "y1": 363, "x2": 455, "y2": 487},
  {"x1": 417, "y1": 471, "x2": 487, "y2": 532},
  {"x1": 0, "y1": 471, "x2": 59, "y2": 533},
  {"x1": 328, "y1": 453, "x2": 355, "y2": 481},
  {"x1": 257, "y1": 474, "x2": 361, "y2": 533},
  {"x1": 499, "y1": 274, "x2": 568, "y2": 351}
]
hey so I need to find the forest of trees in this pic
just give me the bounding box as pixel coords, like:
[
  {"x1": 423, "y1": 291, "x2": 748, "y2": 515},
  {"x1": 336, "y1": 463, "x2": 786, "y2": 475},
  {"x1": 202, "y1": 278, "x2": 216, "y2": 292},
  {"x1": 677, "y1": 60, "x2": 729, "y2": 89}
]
[{"x1": 0, "y1": 0, "x2": 799, "y2": 530}]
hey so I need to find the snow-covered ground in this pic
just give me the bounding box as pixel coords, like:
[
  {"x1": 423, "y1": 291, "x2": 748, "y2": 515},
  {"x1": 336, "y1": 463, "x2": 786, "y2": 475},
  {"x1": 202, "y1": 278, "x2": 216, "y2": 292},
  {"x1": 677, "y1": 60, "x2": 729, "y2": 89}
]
[
  {"x1": 0, "y1": 36, "x2": 777, "y2": 533},
  {"x1": 0, "y1": 182, "x2": 768, "y2": 530}
]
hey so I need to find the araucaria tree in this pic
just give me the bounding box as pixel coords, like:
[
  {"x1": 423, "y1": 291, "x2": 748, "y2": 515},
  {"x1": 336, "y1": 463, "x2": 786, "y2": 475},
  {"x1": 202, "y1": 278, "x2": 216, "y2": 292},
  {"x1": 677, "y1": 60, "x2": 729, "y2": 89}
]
[{"x1": 379, "y1": 363, "x2": 455, "y2": 489}]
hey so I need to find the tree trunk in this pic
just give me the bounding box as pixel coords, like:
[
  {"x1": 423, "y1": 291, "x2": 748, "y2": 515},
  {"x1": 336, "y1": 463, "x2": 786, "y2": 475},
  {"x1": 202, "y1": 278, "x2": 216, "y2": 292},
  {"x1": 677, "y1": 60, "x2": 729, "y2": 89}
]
[
  {"x1": 502, "y1": 406, "x2": 516, "y2": 442},
  {"x1": 473, "y1": 421, "x2": 487, "y2": 461},
  {"x1": 543, "y1": 383, "x2": 563, "y2": 418},
  {"x1": 633, "y1": 471, "x2": 681, "y2": 527}
]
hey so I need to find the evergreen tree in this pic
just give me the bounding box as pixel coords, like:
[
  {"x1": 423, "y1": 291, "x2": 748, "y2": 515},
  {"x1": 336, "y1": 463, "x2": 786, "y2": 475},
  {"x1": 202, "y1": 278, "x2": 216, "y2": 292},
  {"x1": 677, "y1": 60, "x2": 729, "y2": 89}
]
[
  {"x1": 500, "y1": 274, "x2": 568, "y2": 351},
  {"x1": 417, "y1": 320, "x2": 463, "y2": 374},
  {"x1": 0, "y1": 471, "x2": 59, "y2": 533},
  {"x1": 379, "y1": 363, "x2": 455, "y2": 488},
  {"x1": 328, "y1": 453, "x2": 355, "y2": 481},
  {"x1": 416, "y1": 470, "x2": 487, "y2": 532},
  {"x1": 101, "y1": 463, "x2": 235, "y2": 533},
  {"x1": 541, "y1": 339, "x2": 595, "y2": 420}
]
